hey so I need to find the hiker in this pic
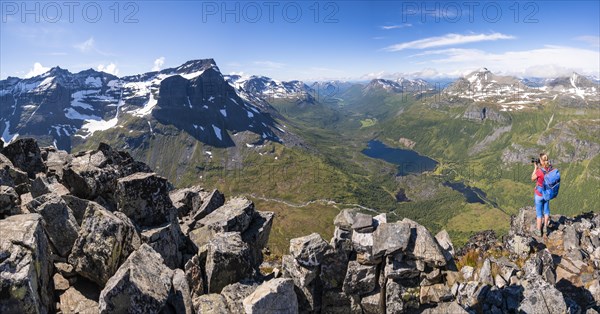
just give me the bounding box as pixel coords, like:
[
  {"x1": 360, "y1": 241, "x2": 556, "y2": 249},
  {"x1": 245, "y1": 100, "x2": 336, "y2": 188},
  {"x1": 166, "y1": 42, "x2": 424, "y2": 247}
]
[{"x1": 531, "y1": 153, "x2": 552, "y2": 237}]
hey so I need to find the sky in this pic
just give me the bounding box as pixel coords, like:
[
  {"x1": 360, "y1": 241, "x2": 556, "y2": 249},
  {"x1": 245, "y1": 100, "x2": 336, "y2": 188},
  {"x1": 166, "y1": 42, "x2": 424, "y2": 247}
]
[{"x1": 1, "y1": 0, "x2": 599, "y2": 81}]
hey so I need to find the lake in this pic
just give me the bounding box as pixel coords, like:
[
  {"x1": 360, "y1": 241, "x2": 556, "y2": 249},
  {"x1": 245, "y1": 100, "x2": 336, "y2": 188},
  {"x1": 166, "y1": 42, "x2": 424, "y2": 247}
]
[
  {"x1": 361, "y1": 140, "x2": 438, "y2": 176},
  {"x1": 362, "y1": 140, "x2": 496, "y2": 206}
]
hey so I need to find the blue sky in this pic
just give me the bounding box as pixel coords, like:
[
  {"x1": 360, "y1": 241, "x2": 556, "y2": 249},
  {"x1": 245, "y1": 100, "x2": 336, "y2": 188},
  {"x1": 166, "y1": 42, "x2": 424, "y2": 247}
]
[{"x1": 1, "y1": 1, "x2": 598, "y2": 80}]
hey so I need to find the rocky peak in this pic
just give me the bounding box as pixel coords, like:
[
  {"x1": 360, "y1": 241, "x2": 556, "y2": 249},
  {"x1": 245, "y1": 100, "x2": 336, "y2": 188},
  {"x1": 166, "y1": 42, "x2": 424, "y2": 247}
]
[
  {"x1": 365, "y1": 79, "x2": 403, "y2": 93},
  {"x1": 172, "y1": 59, "x2": 218, "y2": 76}
]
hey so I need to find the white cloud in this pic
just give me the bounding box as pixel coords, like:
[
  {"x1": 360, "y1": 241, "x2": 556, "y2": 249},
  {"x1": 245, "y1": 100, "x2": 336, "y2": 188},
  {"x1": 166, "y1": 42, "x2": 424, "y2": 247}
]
[
  {"x1": 383, "y1": 33, "x2": 515, "y2": 51},
  {"x1": 74, "y1": 37, "x2": 95, "y2": 52},
  {"x1": 574, "y1": 35, "x2": 600, "y2": 47},
  {"x1": 152, "y1": 57, "x2": 165, "y2": 71},
  {"x1": 381, "y1": 24, "x2": 412, "y2": 30},
  {"x1": 24, "y1": 62, "x2": 50, "y2": 78},
  {"x1": 408, "y1": 45, "x2": 600, "y2": 78},
  {"x1": 97, "y1": 63, "x2": 119, "y2": 76},
  {"x1": 253, "y1": 61, "x2": 285, "y2": 69}
]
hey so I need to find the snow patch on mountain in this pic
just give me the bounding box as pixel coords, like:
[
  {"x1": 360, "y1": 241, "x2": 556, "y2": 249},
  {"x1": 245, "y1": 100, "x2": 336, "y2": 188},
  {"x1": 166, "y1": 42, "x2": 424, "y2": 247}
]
[
  {"x1": 132, "y1": 92, "x2": 158, "y2": 117},
  {"x1": 85, "y1": 76, "x2": 102, "y2": 88},
  {"x1": 64, "y1": 107, "x2": 101, "y2": 121},
  {"x1": 212, "y1": 125, "x2": 222, "y2": 141}
]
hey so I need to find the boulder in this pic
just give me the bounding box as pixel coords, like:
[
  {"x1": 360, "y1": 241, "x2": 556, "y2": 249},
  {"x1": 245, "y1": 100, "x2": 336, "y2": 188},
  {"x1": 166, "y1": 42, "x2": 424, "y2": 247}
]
[
  {"x1": 352, "y1": 213, "x2": 374, "y2": 233},
  {"x1": 30, "y1": 174, "x2": 69, "y2": 198},
  {"x1": 1, "y1": 138, "x2": 46, "y2": 178},
  {"x1": 169, "y1": 186, "x2": 202, "y2": 217},
  {"x1": 61, "y1": 151, "x2": 120, "y2": 202},
  {"x1": 43, "y1": 147, "x2": 71, "y2": 179},
  {"x1": 221, "y1": 281, "x2": 259, "y2": 313},
  {"x1": 352, "y1": 231, "x2": 380, "y2": 265},
  {"x1": 57, "y1": 279, "x2": 100, "y2": 314},
  {"x1": 282, "y1": 254, "x2": 319, "y2": 288},
  {"x1": 115, "y1": 172, "x2": 176, "y2": 227},
  {"x1": 478, "y1": 258, "x2": 494, "y2": 286},
  {"x1": 25, "y1": 193, "x2": 79, "y2": 257},
  {"x1": 372, "y1": 222, "x2": 411, "y2": 257},
  {"x1": 0, "y1": 214, "x2": 53, "y2": 314},
  {"x1": 243, "y1": 278, "x2": 299, "y2": 314},
  {"x1": 190, "y1": 188, "x2": 225, "y2": 221},
  {"x1": 0, "y1": 185, "x2": 20, "y2": 218},
  {"x1": 99, "y1": 244, "x2": 174, "y2": 313},
  {"x1": 330, "y1": 226, "x2": 353, "y2": 255},
  {"x1": 242, "y1": 211, "x2": 274, "y2": 268},
  {"x1": 506, "y1": 234, "x2": 533, "y2": 258},
  {"x1": 194, "y1": 294, "x2": 229, "y2": 314},
  {"x1": 68, "y1": 202, "x2": 140, "y2": 286},
  {"x1": 456, "y1": 281, "x2": 487, "y2": 309},
  {"x1": 53, "y1": 273, "x2": 71, "y2": 291},
  {"x1": 435, "y1": 229, "x2": 455, "y2": 262},
  {"x1": 518, "y1": 275, "x2": 567, "y2": 314},
  {"x1": 141, "y1": 222, "x2": 183, "y2": 269},
  {"x1": 563, "y1": 225, "x2": 580, "y2": 251},
  {"x1": 401, "y1": 219, "x2": 446, "y2": 267},
  {"x1": 333, "y1": 208, "x2": 359, "y2": 231},
  {"x1": 320, "y1": 247, "x2": 349, "y2": 290},
  {"x1": 0, "y1": 153, "x2": 29, "y2": 191},
  {"x1": 204, "y1": 232, "x2": 253, "y2": 293},
  {"x1": 342, "y1": 261, "x2": 377, "y2": 296},
  {"x1": 164, "y1": 269, "x2": 194, "y2": 314},
  {"x1": 289, "y1": 233, "x2": 329, "y2": 267},
  {"x1": 61, "y1": 194, "x2": 89, "y2": 225},
  {"x1": 189, "y1": 197, "x2": 254, "y2": 249},
  {"x1": 510, "y1": 206, "x2": 537, "y2": 236}
]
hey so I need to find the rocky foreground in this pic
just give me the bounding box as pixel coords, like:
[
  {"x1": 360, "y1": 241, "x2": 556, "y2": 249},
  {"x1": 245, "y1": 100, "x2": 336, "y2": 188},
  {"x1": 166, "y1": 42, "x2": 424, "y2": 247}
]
[{"x1": 0, "y1": 138, "x2": 599, "y2": 313}]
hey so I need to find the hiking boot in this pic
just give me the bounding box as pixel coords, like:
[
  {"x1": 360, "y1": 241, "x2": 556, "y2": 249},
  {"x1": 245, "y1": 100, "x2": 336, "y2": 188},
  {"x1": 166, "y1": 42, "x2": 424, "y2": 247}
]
[
  {"x1": 543, "y1": 224, "x2": 549, "y2": 236},
  {"x1": 534, "y1": 229, "x2": 542, "y2": 237}
]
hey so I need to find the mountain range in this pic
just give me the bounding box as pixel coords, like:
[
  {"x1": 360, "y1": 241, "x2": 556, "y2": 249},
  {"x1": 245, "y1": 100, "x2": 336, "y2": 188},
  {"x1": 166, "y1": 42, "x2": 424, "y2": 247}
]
[{"x1": 3, "y1": 60, "x2": 597, "y2": 151}]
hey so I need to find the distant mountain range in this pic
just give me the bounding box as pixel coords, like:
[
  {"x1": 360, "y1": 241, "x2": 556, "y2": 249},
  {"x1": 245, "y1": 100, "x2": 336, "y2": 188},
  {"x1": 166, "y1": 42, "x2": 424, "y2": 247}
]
[{"x1": 1, "y1": 60, "x2": 598, "y2": 150}]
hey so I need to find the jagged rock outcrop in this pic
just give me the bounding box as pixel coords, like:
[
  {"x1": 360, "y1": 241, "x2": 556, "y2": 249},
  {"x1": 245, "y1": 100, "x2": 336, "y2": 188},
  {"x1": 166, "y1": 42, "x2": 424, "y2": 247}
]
[
  {"x1": 99, "y1": 244, "x2": 174, "y2": 313},
  {"x1": 1, "y1": 138, "x2": 599, "y2": 314},
  {"x1": 0, "y1": 214, "x2": 53, "y2": 313},
  {"x1": 68, "y1": 201, "x2": 141, "y2": 286},
  {"x1": 25, "y1": 193, "x2": 79, "y2": 257},
  {"x1": 243, "y1": 278, "x2": 298, "y2": 314},
  {"x1": 1, "y1": 138, "x2": 47, "y2": 178},
  {"x1": 204, "y1": 232, "x2": 254, "y2": 293},
  {"x1": 115, "y1": 172, "x2": 176, "y2": 227}
]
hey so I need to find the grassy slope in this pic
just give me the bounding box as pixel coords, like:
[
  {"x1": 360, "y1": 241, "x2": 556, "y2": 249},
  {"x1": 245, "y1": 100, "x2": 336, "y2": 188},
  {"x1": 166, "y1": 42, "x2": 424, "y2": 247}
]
[{"x1": 376, "y1": 96, "x2": 600, "y2": 242}]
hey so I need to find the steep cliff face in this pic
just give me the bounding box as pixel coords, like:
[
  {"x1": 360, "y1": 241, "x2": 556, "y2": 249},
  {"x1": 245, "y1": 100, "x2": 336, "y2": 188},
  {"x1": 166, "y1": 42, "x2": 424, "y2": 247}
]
[
  {"x1": 0, "y1": 59, "x2": 288, "y2": 151},
  {"x1": 0, "y1": 138, "x2": 598, "y2": 313}
]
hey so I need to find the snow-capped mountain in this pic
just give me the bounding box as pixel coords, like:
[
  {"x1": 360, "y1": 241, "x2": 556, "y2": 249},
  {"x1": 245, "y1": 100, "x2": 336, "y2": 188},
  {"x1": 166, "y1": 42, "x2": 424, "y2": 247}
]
[
  {"x1": 225, "y1": 75, "x2": 315, "y2": 103},
  {"x1": 443, "y1": 68, "x2": 599, "y2": 110},
  {"x1": 363, "y1": 78, "x2": 432, "y2": 94},
  {"x1": 0, "y1": 59, "x2": 286, "y2": 150}
]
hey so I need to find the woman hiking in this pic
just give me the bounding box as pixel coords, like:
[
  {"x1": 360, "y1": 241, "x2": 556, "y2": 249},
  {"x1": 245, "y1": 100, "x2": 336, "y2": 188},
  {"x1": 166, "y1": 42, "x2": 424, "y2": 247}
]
[{"x1": 531, "y1": 153, "x2": 552, "y2": 237}]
